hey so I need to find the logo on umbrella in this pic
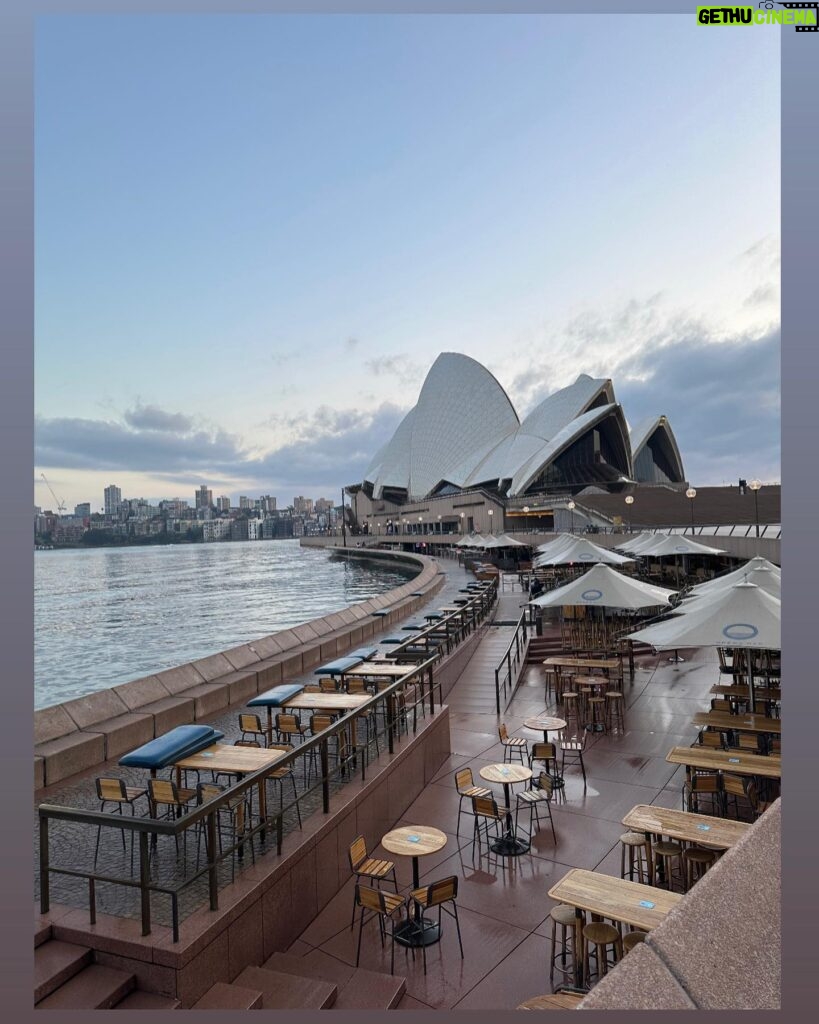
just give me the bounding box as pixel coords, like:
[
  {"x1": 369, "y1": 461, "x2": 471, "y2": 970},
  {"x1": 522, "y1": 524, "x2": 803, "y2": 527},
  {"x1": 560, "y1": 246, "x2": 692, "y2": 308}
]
[
  {"x1": 581, "y1": 589, "x2": 604, "y2": 601},
  {"x1": 674, "y1": 544, "x2": 688, "y2": 552},
  {"x1": 721, "y1": 623, "x2": 759, "y2": 640},
  {"x1": 579, "y1": 553, "x2": 593, "y2": 560}
]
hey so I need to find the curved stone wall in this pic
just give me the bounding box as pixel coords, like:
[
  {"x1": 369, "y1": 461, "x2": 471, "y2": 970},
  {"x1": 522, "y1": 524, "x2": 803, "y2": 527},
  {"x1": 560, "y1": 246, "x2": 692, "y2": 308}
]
[{"x1": 34, "y1": 549, "x2": 444, "y2": 791}]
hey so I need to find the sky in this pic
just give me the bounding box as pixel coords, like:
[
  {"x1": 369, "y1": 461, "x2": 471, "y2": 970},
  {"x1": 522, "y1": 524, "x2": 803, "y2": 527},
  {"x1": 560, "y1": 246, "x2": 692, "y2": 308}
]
[{"x1": 34, "y1": 13, "x2": 781, "y2": 512}]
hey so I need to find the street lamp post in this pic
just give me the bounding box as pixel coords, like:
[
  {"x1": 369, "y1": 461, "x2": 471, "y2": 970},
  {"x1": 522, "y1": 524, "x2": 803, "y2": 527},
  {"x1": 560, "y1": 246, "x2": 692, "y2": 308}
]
[
  {"x1": 418, "y1": 515, "x2": 423, "y2": 537},
  {"x1": 685, "y1": 487, "x2": 697, "y2": 535},
  {"x1": 624, "y1": 494, "x2": 634, "y2": 533},
  {"x1": 749, "y1": 479, "x2": 762, "y2": 538},
  {"x1": 522, "y1": 506, "x2": 529, "y2": 537},
  {"x1": 487, "y1": 508, "x2": 494, "y2": 534},
  {"x1": 437, "y1": 514, "x2": 442, "y2": 535},
  {"x1": 567, "y1": 500, "x2": 575, "y2": 534}
]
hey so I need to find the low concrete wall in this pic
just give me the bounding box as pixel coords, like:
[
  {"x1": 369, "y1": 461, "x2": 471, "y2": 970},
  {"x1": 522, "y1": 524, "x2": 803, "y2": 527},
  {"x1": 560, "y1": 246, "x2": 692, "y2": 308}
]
[
  {"x1": 35, "y1": 549, "x2": 445, "y2": 791},
  {"x1": 37, "y1": 706, "x2": 452, "y2": 1007}
]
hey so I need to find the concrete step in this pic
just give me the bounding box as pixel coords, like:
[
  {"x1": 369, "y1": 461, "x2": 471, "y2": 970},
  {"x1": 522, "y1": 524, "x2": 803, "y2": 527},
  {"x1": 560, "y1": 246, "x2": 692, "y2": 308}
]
[
  {"x1": 36, "y1": 964, "x2": 135, "y2": 1009},
  {"x1": 114, "y1": 989, "x2": 182, "y2": 1009},
  {"x1": 34, "y1": 923, "x2": 52, "y2": 949},
  {"x1": 34, "y1": 940, "x2": 92, "y2": 1003},
  {"x1": 233, "y1": 967, "x2": 337, "y2": 1010},
  {"x1": 192, "y1": 982, "x2": 264, "y2": 1009},
  {"x1": 264, "y1": 952, "x2": 406, "y2": 1010}
]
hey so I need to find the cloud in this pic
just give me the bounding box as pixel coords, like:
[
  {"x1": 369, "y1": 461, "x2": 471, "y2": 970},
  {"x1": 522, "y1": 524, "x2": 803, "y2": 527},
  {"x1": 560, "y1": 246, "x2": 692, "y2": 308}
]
[
  {"x1": 123, "y1": 403, "x2": 194, "y2": 433},
  {"x1": 364, "y1": 354, "x2": 423, "y2": 388},
  {"x1": 345, "y1": 336, "x2": 360, "y2": 351},
  {"x1": 744, "y1": 283, "x2": 778, "y2": 308}
]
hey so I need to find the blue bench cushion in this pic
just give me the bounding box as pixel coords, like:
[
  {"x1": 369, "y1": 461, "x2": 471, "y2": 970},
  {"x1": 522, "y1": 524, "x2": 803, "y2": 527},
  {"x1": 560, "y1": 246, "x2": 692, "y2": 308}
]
[
  {"x1": 248, "y1": 683, "x2": 306, "y2": 707},
  {"x1": 313, "y1": 656, "x2": 364, "y2": 677},
  {"x1": 119, "y1": 724, "x2": 224, "y2": 769},
  {"x1": 380, "y1": 637, "x2": 405, "y2": 645},
  {"x1": 349, "y1": 647, "x2": 378, "y2": 660}
]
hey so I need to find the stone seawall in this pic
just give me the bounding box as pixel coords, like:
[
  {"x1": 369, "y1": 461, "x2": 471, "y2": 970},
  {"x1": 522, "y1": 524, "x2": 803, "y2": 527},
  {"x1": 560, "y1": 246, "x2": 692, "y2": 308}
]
[{"x1": 34, "y1": 549, "x2": 445, "y2": 791}]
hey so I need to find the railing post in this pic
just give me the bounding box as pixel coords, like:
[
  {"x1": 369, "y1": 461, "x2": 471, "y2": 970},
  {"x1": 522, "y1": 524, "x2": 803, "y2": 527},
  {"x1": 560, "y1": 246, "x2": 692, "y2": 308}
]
[
  {"x1": 321, "y1": 738, "x2": 330, "y2": 813},
  {"x1": 428, "y1": 665, "x2": 435, "y2": 715},
  {"x1": 495, "y1": 668, "x2": 501, "y2": 715},
  {"x1": 207, "y1": 812, "x2": 218, "y2": 910},
  {"x1": 386, "y1": 694, "x2": 394, "y2": 755},
  {"x1": 88, "y1": 877, "x2": 96, "y2": 925},
  {"x1": 39, "y1": 812, "x2": 49, "y2": 914},
  {"x1": 139, "y1": 832, "x2": 151, "y2": 937}
]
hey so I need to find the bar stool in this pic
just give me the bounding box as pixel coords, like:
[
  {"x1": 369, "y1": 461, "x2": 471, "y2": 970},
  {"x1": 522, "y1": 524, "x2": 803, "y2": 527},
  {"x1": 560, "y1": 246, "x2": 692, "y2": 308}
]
[
  {"x1": 582, "y1": 922, "x2": 622, "y2": 984},
  {"x1": 605, "y1": 692, "x2": 626, "y2": 732},
  {"x1": 619, "y1": 831, "x2": 650, "y2": 884},
  {"x1": 544, "y1": 667, "x2": 559, "y2": 702},
  {"x1": 683, "y1": 847, "x2": 716, "y2": 889},
  {"x1": 652, "y1": 841, "x2": 686, "y2": 892},
  {"x1": 587, "y1": 696, "x2": 607, "y2": 733},
  {"x1": 562, "y1": 692, "x2": 582, "y2": 734},
  {"x1": 549, "y1": 904, "x2": 582, "y2": 987},
  {"x1": 622, "y1": 930, "x2": 648, "y2": 954},
  {"x1": 578, "y1": 685, "x2": 593, "y2": 725}
]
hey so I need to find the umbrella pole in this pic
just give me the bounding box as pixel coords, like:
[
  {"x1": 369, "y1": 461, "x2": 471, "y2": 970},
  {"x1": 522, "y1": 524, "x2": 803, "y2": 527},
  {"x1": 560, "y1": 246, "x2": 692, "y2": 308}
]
[{"x1": 747, "y1": 656, "x2": 756, "y2": 714}]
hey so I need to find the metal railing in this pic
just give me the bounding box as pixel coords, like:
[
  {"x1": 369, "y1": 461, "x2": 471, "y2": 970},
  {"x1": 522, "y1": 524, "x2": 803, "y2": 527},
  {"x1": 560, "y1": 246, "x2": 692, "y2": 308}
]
[{"x1": 493, "y1": 609, "x2": 529, "y2": 714}]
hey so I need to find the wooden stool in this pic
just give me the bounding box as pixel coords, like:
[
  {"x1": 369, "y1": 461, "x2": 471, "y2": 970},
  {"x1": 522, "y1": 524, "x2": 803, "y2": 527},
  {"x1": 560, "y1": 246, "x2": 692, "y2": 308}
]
[
  {"x1": 623, "y1": 930, "x2": 648, "y2": 954},
  {"x1": 605, "y1": 692, "x2": 626, "y2": 732},
  {"x1": 652, "y1": 841, "x2": 686, "y2": 892},
  {"x1": 549, "y1": 904, "x2": 582, "y2": 987},
  {"x1": 619, "y1": 831, "x2": 650, "y2": 884},
  {"x1": 582, "y1": 921, "x2": 621, "y2": 984},
  {"x1": 683, "y1": 847, "x2": 716, "y2": 889},
  {"x1": 578, "y1": 686, "x2": 593, "y2": 724},
  {"x1": 544, "y1": 668, "x2": 558, "y2": 702},
  {"x1": 587, "y1": 696, "x2": 606, "y2": 733},
  {"x1": 562, "y1": 693, "x2": 582, "y2": 733}
]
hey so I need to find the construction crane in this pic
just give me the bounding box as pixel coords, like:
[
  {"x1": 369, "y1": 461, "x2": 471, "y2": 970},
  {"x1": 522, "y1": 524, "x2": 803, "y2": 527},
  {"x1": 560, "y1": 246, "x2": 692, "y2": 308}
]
[{"x1": 40, "y1": 472, "x2": 67, "y2": 516}]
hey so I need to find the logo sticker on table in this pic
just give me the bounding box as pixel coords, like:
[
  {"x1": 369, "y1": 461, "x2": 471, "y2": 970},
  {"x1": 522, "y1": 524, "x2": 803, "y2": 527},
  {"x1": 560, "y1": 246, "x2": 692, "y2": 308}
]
[
  {"x1": 639, "y1": 900, "x2": 655, "y2": 909},
  {"x1": 407, "y1": 834, "x2": 421, "y2": 843},
  {"x1": 728, "y1": 757, "x2": 740, "y2": 763},
  {"x1": 201, "y1": 752, "x2": 215, "y2": 758},
  {"x1": 696, "y1": 824, "x2": 711, "y2": 831}
]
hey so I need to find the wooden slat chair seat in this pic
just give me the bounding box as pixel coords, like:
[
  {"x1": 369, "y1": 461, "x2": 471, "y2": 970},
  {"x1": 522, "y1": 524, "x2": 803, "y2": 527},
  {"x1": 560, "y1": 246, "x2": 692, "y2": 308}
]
[
  {"x1": 354, "y1": 884, "x2": 407, "y2": 976},
  {"x1": 408, "y1": 875, "x2": 464, "y2": 974},
  {"x1": 147, "y1": 777, "x2": 198, "y2": 862},
  {"x1": 454, "y1": 768, "x2": 491, "y2": 837},
  {"x1": 93, "y1": 777, "x2": 148, "y2": 872},
  {"x1": 348, "y1": 835, "x2": 398, "y2": 930},
  {"x1": 238, "y1": 713, "x2": 269, "y2": 748}
]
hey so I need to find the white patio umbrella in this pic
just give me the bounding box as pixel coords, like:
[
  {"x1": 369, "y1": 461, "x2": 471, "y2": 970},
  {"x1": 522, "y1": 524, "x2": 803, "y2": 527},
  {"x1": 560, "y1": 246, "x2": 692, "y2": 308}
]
[
  {"x1": 637, "y1": 535, "x2": 727, "y2": 558},
  {"x1": 618, "y1": 533, "x2": 659, "y2": 555},
  {"x1": 624, "y1": 581, "x2": 780, "y2": 711},
  {"x1": 534, "y1": 535, "x2": 636, "y2": 567},
  {"x1": 689, "y1": 556, "x2": 780, "y2": 594},
  {"x1": 683, "y1": 565, "x2": 780, "y2": 604},
  {"x1": 530, "y1": 563, "x2": 676, "y2": 611},
  {"x1": 535, "y1": 533, "x2": 575, "y2": 555},
  {"x1": 496, "y1": 533, "x2": 527, "y2": 548}
]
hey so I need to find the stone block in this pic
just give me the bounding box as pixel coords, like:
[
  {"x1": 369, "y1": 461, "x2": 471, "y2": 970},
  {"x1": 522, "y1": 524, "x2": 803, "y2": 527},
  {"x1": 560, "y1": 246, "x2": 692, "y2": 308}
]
[
  {"x1": 181, "y1": 682, "x2": 231, "y2": 719},
  {"x1": 35, "y1": 705, "x2": 79, "y2": 746},
  {"x1": 155, "y1": 664, "x2": 206, "y2": 696},
  {"x1": 222, "y1": 644, "x2": 261, "y2": 670},
  {"x1": 256, "y1": 659, "x2": 284, "y2": 689},
  {"x1": 62, "y1": 689, "x2": 130, "y2": 731},
  {"x1": 36, "y1": 732, "x2": 105, "y2": 787},
  {"x1": 222, "y1": 669, "x2": 259, "y2": 706},
  {"x1": 93, "y1": 712, "x2": 155, "y2": 760},
  {"x1": 35, "y1": 755, "x2": 45, "y2": 791},
  {"x1": 113, "y1": 675, "x2": 172, "y2": 711},
  {"x1": 190, "y1": 652, "x2": 235, "y2": 682}
]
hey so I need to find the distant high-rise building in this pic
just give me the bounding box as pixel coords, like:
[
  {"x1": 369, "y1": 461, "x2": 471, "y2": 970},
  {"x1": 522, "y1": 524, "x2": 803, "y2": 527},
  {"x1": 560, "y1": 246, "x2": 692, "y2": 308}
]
[
  {"x1": 217, "y1": 496, "x2": 231, "y2": 512},
  {"x1": 239, "y1": 495, "x2": 252, "y2": 510},
  {"x1": 104, "y1": 485, "x2": 122, "y2": 515},
  {"x1": 195, "y1": 485, "x2": 213, "y2": 509},
  {"x1": 293, "y1": 496, "x2": 314, "y2": 515},
  {"x1": 315, "y1": 497, "x2": 332, "y2": 513},
  {"x1": 74, "y1": 502, "x2": 91, "y2": 518},
  {"x1": 261, "y1": 495, "x2": 277, "y2": 513}
]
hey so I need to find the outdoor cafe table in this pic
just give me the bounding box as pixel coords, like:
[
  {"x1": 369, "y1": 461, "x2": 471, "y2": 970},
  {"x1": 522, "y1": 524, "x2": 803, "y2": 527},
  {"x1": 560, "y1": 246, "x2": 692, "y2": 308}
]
[
  {"x1": 479, "y1": 763, "x2": 533, "y2": 855},
  {"x1": 622, "y1": 804, "x2": 751, "y2": 879},
  {"x1": 174, "y1": 742, "x2": 287, "y2": 845},
  {"x1": 666, "y1": 745, "x2": 781, "y2": 781},
  {"x1": 710, "y1": 683, "x2": 781, "y2": 702},
  {"x1": 692, "y1": 710, "x2": 782, "y2": 735},
  {"x1": 381, "y1": 825, "x2": 448, "y2": 947},
  {"x1": 543, "y1": 656, "x2": 622, "y2": 681},
  {"x1": 283, "y1": 693, "x2": 372, "y2": 712},
  {"x1": 548, "y1": 868, "x2": 682, "y2": 987}
]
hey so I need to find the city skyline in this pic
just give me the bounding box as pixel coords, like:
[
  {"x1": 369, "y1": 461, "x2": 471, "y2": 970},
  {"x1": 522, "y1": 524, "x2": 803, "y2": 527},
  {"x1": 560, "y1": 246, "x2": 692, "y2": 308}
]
[{"x1": 35, "y1": 14, "x2": 780, "y2": 510}]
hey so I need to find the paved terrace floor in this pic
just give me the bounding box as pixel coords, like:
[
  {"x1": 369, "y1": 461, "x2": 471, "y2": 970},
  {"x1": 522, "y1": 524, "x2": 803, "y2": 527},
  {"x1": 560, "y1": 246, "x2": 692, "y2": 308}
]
[{"x1": 288, "y1": 621, "x2": 725, "y2": 1010}]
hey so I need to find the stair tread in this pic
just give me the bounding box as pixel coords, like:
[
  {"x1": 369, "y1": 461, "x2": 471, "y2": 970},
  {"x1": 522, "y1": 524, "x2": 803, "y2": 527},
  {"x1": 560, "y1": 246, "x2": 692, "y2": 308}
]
[
  {"x1": 34, "y1": 923, "x2": 52, "y2": 949},
  {"x1": 36, "y1": 964, "x2": 134, "y2": 1010},
  {"x1": 233, "y1": 967, "x2": 337, "y2": 1009},
  {"x1": 264, "y1": 952, "x2": 406, "y2": 1010},
  {"x1": 34, "y1": 940, "x2": 92, "y2": 1002},
  {"x1": 192, "y1": 982, "x2": 264, "y2": 1009},
  {"x1": 115, "y1": 990, "x2": 182, "y2": 1009}
]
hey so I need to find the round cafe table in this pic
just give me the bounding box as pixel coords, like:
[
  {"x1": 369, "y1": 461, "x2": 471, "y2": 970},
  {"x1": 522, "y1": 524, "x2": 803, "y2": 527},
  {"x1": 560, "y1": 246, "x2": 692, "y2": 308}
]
[
  {"x1": 479, "y1": 763, "x2": 533, "y2": 856},
  {"x1": 523, "y1": 715, "x2": 567, "y2": 789},
  {"x1": 381, "y1": 825, "x2": 448, "y2": 947}
]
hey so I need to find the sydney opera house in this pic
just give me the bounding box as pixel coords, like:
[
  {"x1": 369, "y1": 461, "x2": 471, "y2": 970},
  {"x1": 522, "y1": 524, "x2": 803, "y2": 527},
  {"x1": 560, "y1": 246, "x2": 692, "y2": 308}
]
[{"x1": 348, "y1": 353, "x2": 686, "y2": 532}]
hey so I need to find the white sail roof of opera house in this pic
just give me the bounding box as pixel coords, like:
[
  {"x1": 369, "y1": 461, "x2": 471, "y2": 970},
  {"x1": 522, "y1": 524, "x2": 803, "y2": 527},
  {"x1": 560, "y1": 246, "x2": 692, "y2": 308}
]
[{"x1": 361, "y1": 353, "x2": 685, "y2": 500}]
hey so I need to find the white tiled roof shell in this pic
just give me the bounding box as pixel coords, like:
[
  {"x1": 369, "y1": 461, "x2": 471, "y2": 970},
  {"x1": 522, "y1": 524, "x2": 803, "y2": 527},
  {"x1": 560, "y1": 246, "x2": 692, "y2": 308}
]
[
  {"x1": 629, "y1": 415, "x2": 685, "y2": 480},
  {"x1": 406, "y1": 354, "x2": 519, "y2": 497},
  {"x1": 519, "y1": 374, "x2": 613, "y2": 439}
]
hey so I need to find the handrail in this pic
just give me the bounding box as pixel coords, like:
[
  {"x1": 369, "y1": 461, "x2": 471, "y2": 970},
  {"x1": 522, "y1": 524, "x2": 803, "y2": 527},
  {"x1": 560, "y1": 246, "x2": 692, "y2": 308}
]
[{"x1": 493, "y1": 608, "x2": 529, "y2": 715}]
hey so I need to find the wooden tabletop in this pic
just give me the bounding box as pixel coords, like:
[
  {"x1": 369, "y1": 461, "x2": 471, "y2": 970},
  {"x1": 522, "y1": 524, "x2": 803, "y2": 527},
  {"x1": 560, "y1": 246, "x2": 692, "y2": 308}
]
[
  {"x1": 283, "y1": 693, "x2": 371, "y2": 711},
  {"x1": 523, "y1": 716, "x2": 567, "y2": 733},
  {"x1": 517, "y1": 993, "x2": 585, "y2": 1010},
  {"x1": 543, "y1": 656, "x2": 620, "y2": 670},
  {"x1": 174, "y1": 743, "x2": 286, "y2": 774},
  {"x1": 622, "y1": 804, "x2": 751, "y2": 849},
  {"x1": 344, "y1": 663, "x2": 414, "y2": 679},
  {"x1": 480, "y1": 763, "x2": 533, "y2": 785},
  {"x1": 666, "y1": 745, "x2": 781, "y2": 779},
  {"x1": 548, "y1": 868, "x2": 682, "y2": 932},
  {"x1": 381, "y1": 825, "x2": 448, "y2": 858},
  {"x1": 710, "y1": 684, "x2": 781, "y2": 701},
  {"x1": 692, "y1": 710, "x2": 782, "y2": 734}
]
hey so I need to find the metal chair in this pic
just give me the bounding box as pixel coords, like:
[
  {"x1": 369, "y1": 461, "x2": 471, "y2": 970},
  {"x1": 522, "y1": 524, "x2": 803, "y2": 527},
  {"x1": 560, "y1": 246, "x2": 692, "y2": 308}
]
[
  {"x1": 347, "y1": 835, "x2": 398, "y2": 930},
  {"x1": 407, "y1": 876, "x2": 464, "y2": 975},
  {"x1": 93, "y1": 777, "x2": 147, "y2": 872},
  {"x1": 515, "y1": 772, "x2": 556, "y2": 843},
  {"x1": 238, "y1": 712, "x2": 269, "y2": 747},
  {"x1": 354, "y1": 884, "x2": 407, "y2": 975},
  {"x1": 471, "y1": 794, "x2": 504, "y2": 857},
  {"x1": 498, "y1": 723, "x2": 528, "y2": 764}
]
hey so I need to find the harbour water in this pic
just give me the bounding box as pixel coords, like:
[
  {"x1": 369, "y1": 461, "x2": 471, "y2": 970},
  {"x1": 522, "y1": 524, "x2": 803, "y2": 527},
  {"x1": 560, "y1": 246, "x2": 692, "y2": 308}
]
[{"x1": 34, "y1": 540, "x2": 416, "y2": 709}]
